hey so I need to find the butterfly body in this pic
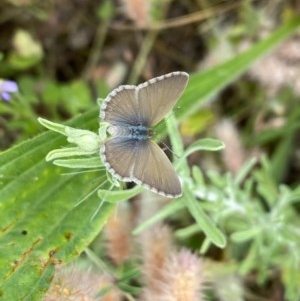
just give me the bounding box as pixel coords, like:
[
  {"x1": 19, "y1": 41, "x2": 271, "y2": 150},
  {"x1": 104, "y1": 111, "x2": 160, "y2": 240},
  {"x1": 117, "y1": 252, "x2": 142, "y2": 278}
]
[
  {"x1": 108, "y1": 124, "x2": 152, "y2": 141},
  {"x1": 100, "y1": 71, "x2": 189, "y2": 198}
]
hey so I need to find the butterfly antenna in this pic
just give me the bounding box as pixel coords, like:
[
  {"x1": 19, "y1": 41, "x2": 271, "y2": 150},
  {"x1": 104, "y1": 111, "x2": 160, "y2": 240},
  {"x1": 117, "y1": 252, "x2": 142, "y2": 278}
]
[{"x1": 153, "y1": 109, "x2": 181, "y2": 160}]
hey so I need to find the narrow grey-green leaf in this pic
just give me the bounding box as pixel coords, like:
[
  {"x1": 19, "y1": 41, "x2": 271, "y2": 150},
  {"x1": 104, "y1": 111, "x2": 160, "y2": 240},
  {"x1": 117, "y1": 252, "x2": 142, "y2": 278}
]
[
  {"x1": 98, "y1": 186, "x2": 143, "y2": 202},
  {"x1": 184, "y1": 189, "x2": 226, "y2": 248},
  {"x1": 181, "y1": 138, "x2": 225, "y2": 159},
  {"x1": 53, "y1": 157, "x2": 103, "y2": 169},
  {"x1": 133, "y1": 200, "x2": 185, "y2": 235}
]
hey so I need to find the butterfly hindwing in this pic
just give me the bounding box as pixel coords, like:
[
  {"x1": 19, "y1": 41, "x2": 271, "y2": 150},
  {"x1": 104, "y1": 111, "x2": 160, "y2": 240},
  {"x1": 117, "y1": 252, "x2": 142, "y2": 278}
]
[
  {"x1": 132, "y1": 140, "x2": 182, "y2": 197},
  {"x1": 101, "y1": 138, "x2": 182, "y2": 198}
]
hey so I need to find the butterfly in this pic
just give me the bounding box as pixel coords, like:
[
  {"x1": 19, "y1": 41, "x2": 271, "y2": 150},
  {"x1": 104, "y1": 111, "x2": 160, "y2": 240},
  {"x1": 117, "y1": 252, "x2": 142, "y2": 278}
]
[{"x1": 100, "y1": 71, "x2": 189, "y2": 198}]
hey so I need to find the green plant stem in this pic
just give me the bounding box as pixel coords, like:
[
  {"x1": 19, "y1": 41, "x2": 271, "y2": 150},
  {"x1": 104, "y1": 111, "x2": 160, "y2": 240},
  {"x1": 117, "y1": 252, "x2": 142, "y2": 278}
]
[
  {"x1": 82, "y1": 20, "x2": 109, "y2": 80},
  {"x1": 128, "y1": 30, "x2": 159, "y2": 84}
]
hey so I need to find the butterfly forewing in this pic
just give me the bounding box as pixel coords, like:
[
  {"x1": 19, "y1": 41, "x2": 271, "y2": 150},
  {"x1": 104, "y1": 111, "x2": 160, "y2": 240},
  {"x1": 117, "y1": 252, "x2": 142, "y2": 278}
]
[
  {"x1": 137, "y1": 71, "x2": 189, "y2": 126},
  {"x1": 101, "y1": 85, "x2": 140, "y2": 126},
  {"x1": 101, "y1": 72, "x2": 189, "y2": 127}
]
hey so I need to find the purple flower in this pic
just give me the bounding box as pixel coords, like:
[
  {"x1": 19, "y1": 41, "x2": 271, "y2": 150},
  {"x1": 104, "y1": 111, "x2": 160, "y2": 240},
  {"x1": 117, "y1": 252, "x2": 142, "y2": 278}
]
[{"x1": 0, "y1": 80, "x2": 18, "y2": 101}]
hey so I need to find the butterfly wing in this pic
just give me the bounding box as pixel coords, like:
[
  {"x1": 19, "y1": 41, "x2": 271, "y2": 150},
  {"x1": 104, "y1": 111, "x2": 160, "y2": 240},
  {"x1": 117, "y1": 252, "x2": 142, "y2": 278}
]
[
  {"x1": 101, "y1": 136, "x2": 135, "y2": 182},
  {"x1": 137, "y1": 71, "x2": 189, "y2": 126},
  {"x1": 100, "y1": 72, "x2": 189, "y2": 127},
  {"x1": 132, "y1": 140, "x2": 182, "y2": 197},
  {"x1": 101, "y1": 138, "x2": 182, "y2": 198},
  {"x1": 100, "y1": 85, "x2": 140, "y2": 126}
]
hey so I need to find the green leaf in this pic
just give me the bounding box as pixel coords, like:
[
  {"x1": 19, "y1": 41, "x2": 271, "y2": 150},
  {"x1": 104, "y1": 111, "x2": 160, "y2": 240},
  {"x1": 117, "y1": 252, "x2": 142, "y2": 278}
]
[
  {"x1": 132, "y1": 200, "x2": 185, "y2": 235},
  {"x1": 53, "y1": 157, "x2": 102, "y2": 169},
  {"x1": 98, "y1": 186, "x2": 143, "y2": 203},
  {"x1": 0, "y1": 110, "x2": 115, "y2": 301},
  {"x1": 234, "y1": 157, "x2": 257, "y2": 186},
  {"x1": 1, "y1": 16, "x2": 300, "y2": 300},
  {"x1": 175, "y1": 224, "x2": 200, "y2": 239},
  {"x1": 231, "y1": 227, "x2": 262, "y2": 242},
  {"x1": 192, "y1": 165, "x2": 204, "y2": 186},
  {"x1": 184, "y1": 189, "x2": 226, "y2": 248},
  {"x1": 179, "y1": 138, "x2": 225, "y2": 163},
  {"x1": 38, "y1": 117, "x2": 68, "y2": 136},
  {"x1": 175, "y1": 138, "x2": 224, "y2": 170},
  {"x1": 46, "y1": 147, "x2": 95, "y2": 161}
]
